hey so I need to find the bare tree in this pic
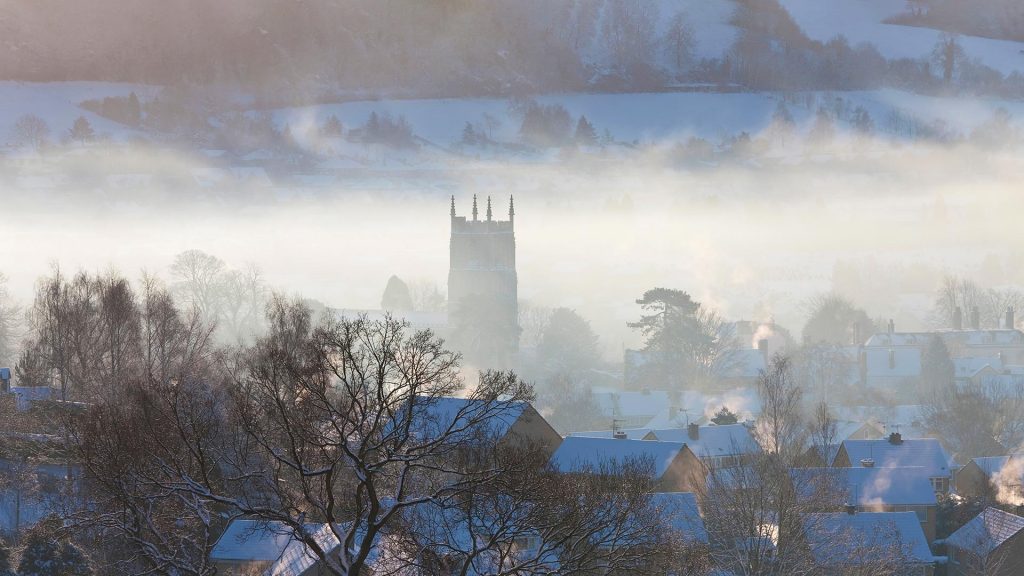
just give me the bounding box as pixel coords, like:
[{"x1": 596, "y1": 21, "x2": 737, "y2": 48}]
[
  {"x1": 755, "y1": 355, "x2": 807, "y2": 462},
  {"x1": 807, "y1": 402, "x2": 839, "y2": 466},
  {"x1": 663, "y1": 10, "x2": 696, "y2": 77},
  {"x1": 12, "y1": 114, "x2": 50, "y2": 150},
  {"x1": 0, "y1": 273, "x2": 20, "y2": 369}
]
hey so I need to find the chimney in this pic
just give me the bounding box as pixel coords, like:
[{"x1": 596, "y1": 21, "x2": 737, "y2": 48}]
[
  {"x1": 0, "y1": 367, "x2": 9, "y2": 393},
  {"x1": 687, "y1": 423, "x2": 700, "y2": 441},
  {"x1": 887, "y1": 319, "x2": 895, "y2": 334},
  {"x1": 888, "y1": 432, "x2": 903, "y2": 445},
  {"x1": 971, "y1": 306, "x2": 980, "y2": 330},
  {"x1": 1007, "y1": 307, "x2": 1015, "y2": 329},
  {"x1": 860, "y1": 458, "x2": 875, "y2": 468},
  {"x1": 953, "y1": 307, "x2": 963, "y2": 330},
  {"x1": 844, "y1": 504, "x2": 857, "y2": 515},
  {"x1": 613, "y1": 430, "x2": 628, "y2": 440}
]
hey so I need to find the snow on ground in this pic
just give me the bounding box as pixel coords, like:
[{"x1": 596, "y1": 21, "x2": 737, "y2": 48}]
[
  {"x1": 0, "y1": 81, "x2": 155, "y2": 146},
  {"x1": 780, "y1": 0, "x2": 1024, "y2": 76}
]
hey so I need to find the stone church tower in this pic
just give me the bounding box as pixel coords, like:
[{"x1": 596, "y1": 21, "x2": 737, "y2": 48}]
[{"x1": 448, "y1": 195, "x2": 519, "y2": 362}]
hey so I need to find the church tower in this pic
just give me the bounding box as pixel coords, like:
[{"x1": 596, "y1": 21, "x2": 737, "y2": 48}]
[{"x1": 448, "y1": 195, "x2": 519, "y2": 362}]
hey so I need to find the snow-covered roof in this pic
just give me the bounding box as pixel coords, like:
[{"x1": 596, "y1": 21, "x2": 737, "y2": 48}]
[
  {"x1": 946, "y1": 507, "x2": 1024, "y2": 556},
  {"x1": 838, "y1": 438, "x2": 954, "y2": 478},
  {"x1": 802, "y1": 512, "x2": 934, "y2": 566},
  {"x1": 549, "y1": 437, "x2": 686, "y2": 479},
  {"x1": 397, "y1": 396, "x2": 529, "y2": 443},
  {"x1": 650, "y1": 424, "x2": 761, "y2": 458},
  {"x1": 792, "y1": 467, "x2": 937, "y2": 507},
  {"x1": 969, "y1": 455, "x2": 1024, "y2": 479},
  {"x1": 955, "y1": 357, "x2": 1003, "y2": 379},
  {"x1": 210, "y1": 519, "x2": 301, "y2": 562},
  {"x1": 650, "y1": 492, "x2": 708, "y2": 545},
  {"x1": 570, "y1": 428, "x2": 653, "y2": 440},
  {"x1": 865, "y1": 330, "x2": 1024, "y2": 348}
]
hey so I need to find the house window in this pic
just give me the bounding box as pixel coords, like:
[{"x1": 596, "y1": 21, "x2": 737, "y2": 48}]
[{"x1": 930, "y1": 477, "x2": 949, "y2": 493}]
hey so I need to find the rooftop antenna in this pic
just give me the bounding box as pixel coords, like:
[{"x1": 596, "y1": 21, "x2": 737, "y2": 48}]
[{"x1": 509, "y1": 195, "x2": 515, "y2": 223}]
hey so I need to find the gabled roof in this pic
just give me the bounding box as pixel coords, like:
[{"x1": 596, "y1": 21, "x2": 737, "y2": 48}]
[
  {"x1": 791, "y1": 467, "x2": 937, "y2": 507},
  {"x1": 549, "y1": 437, "x2": 686, "y2": 478},
  {"x1": 650, "y1": 492, "x2": 708, "y2": 545},
  {"x1": 210, "y1": 519, "x2": 305, "y2": 562},
  {"x1": 838, "y1": 438, "x2": 954, "y2": 478},
  {"x1": 955, "y1": 356, "x2": 1003, "y2": 379},
  {"x1": 802, "y1": 512, "x2": 934, "y2": 566},
  {"x1": 388, "y1": 396, "x2": 529, "y2": 444},
  {"x1": 650, "y1": 424, "x2": 761, "y2": 458},
  {"x1": 865, "y1": 330, "x2": 1024, "y2": 348},
  {"x1": 946, "y1": 507, "x2": 1024, "y2": 556},
  {"x1": 970, "y1": 455, "x2": 1024, "y2": 479}
]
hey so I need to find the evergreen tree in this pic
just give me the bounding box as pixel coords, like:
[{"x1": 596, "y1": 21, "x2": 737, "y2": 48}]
[
  {"x1": 574, "y1": 115, "x2": 598, "y2": 146},
  {"x1": 711, "y1": 406, "x2": 739, "y2": 425},
  {"x1": 461, "y1": 122, "x2": 478, "y2": 146},
  {"x1": 68, "y1": 116, "x2": 95, "y2": 144},
  {"x1": 126, "y1": 92, "x2": 142, "y2": 126},
  {"x1": 381, "y1": 275, "x2": 414, "y2": 311},
  {"x1": 17, "y1": 518, "x2": 92, "y2": 576},
  {"x1": 921, "y1": 335, "x2": 955, "y2": 400},
  {"x1": 321, "y1": 114, "x2": 343, "y2": 137}
]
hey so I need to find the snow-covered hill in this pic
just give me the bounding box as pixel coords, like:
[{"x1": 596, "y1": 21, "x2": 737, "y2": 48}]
[{"x1": 780, "y1": 0, "x2": 1024, "y2": 75}]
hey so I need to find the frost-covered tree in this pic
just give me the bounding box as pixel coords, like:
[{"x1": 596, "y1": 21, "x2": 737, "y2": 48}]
[
  {"x1": 17, "y1": 518, "x2": 93, "y2": 576},
  {"x1": 0, "y1": 540, "x2": 15, "y2": 576},
  {"x1": 574, "y1": 115, "x2": 598, "y2": 146},
  {"x1": 663, "y1": 10, "x2": 696, "y2": 76},
  {"x1": 12, "y1": 114, "x2": 50, "y2": 150}
]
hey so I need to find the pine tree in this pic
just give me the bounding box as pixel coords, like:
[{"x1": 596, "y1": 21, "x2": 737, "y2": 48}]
[
  {"x1": 126, "y1": 92, "x2": 142, "y2": 126},
  {"x1": 711, "y1": 406, "x2": 739, "y2": 425},
  {"x1": 461, "y1": 122, "x2": 478, "y2": 146},
  {"x1": 322, "y1": 114, "x2": 344, "y2": 137},
  {"x1": 68, "y1": 116, "x2": 95, "y2": 144},
  {"x1": 18, "y1": 529, "x2": 60, "y2": 576},
  {"x1": 574, "y1": 115, "x2": 598, "y2": 146},
  {"x1": 921, "y1": 335, "x2": 955, "y2": 400}
]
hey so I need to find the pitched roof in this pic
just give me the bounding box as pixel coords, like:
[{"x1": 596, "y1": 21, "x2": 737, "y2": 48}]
[
  {"x1": 802, "y1": 512, "x2": 934, "y2": 566},
  {"x1": 391, "y1": 396, "x2": 529, "y2": 443},
  {"x1": 946, "y1": 507, "x2": 1024, "y2": 556},
  {"x1": 210, "y1": 519, "x2": 305, "y2": 562},
  {"x1": 549, "y1": 437, "x2": 686, "y2": 478},
  {"x1": 650, "y1": 492, "x2": 708, "y2": 545},
  {"x1": 569, "y1": 428, "x2": 653, "y2": 440},
  {"x1": 970, "y1": 455, "x2": 1024, "y2": 479},
  {"x1": 643, "y1": 388, "x2": 761, "y2": 429},
  {"x1": 791, "y1": 467, "x2": 937, "y2": 507},
  {"x1": 650, "y1": 424, "x2": 761, "y2": 458},
  {"x1": 838, "y1": 438, "x2": 954, "y2": 478}
]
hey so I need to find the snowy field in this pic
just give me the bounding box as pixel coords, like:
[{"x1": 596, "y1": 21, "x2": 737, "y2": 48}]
[
  {"x1": 780, "y1": 0, "x2": 1024, "y2": 76},
  {"x1": 0, "y1": 82, "x2": 154, "y2": 146}
]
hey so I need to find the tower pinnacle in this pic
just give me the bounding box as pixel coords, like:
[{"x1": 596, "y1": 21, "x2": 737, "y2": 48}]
[
  {"x1": 509, "y1": 195, "x2": 515, "y2": 223},
  {"x1": 450, "y1": 195, "x2": 456, "y2": 218},
  {"x1": 472, "y1": 195, "x2": 478, "y2": 221},
  {"x1": 486, "y1": 196, "x2": 493, "y2": 221}
]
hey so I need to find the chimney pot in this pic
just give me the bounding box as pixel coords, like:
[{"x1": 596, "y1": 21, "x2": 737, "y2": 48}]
[
  {"x1": 888, "y1": 432, "x2": 902, "y2": 445},
  {"x1": 845, "y1": 504, "x2": 857, "y2": 515},
  {"x1": 613, "y1": 430, "x2": 628, "y2": 440},
  {"x1": 860, "y1": 458, "x2": 875, "y2": 468}
]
